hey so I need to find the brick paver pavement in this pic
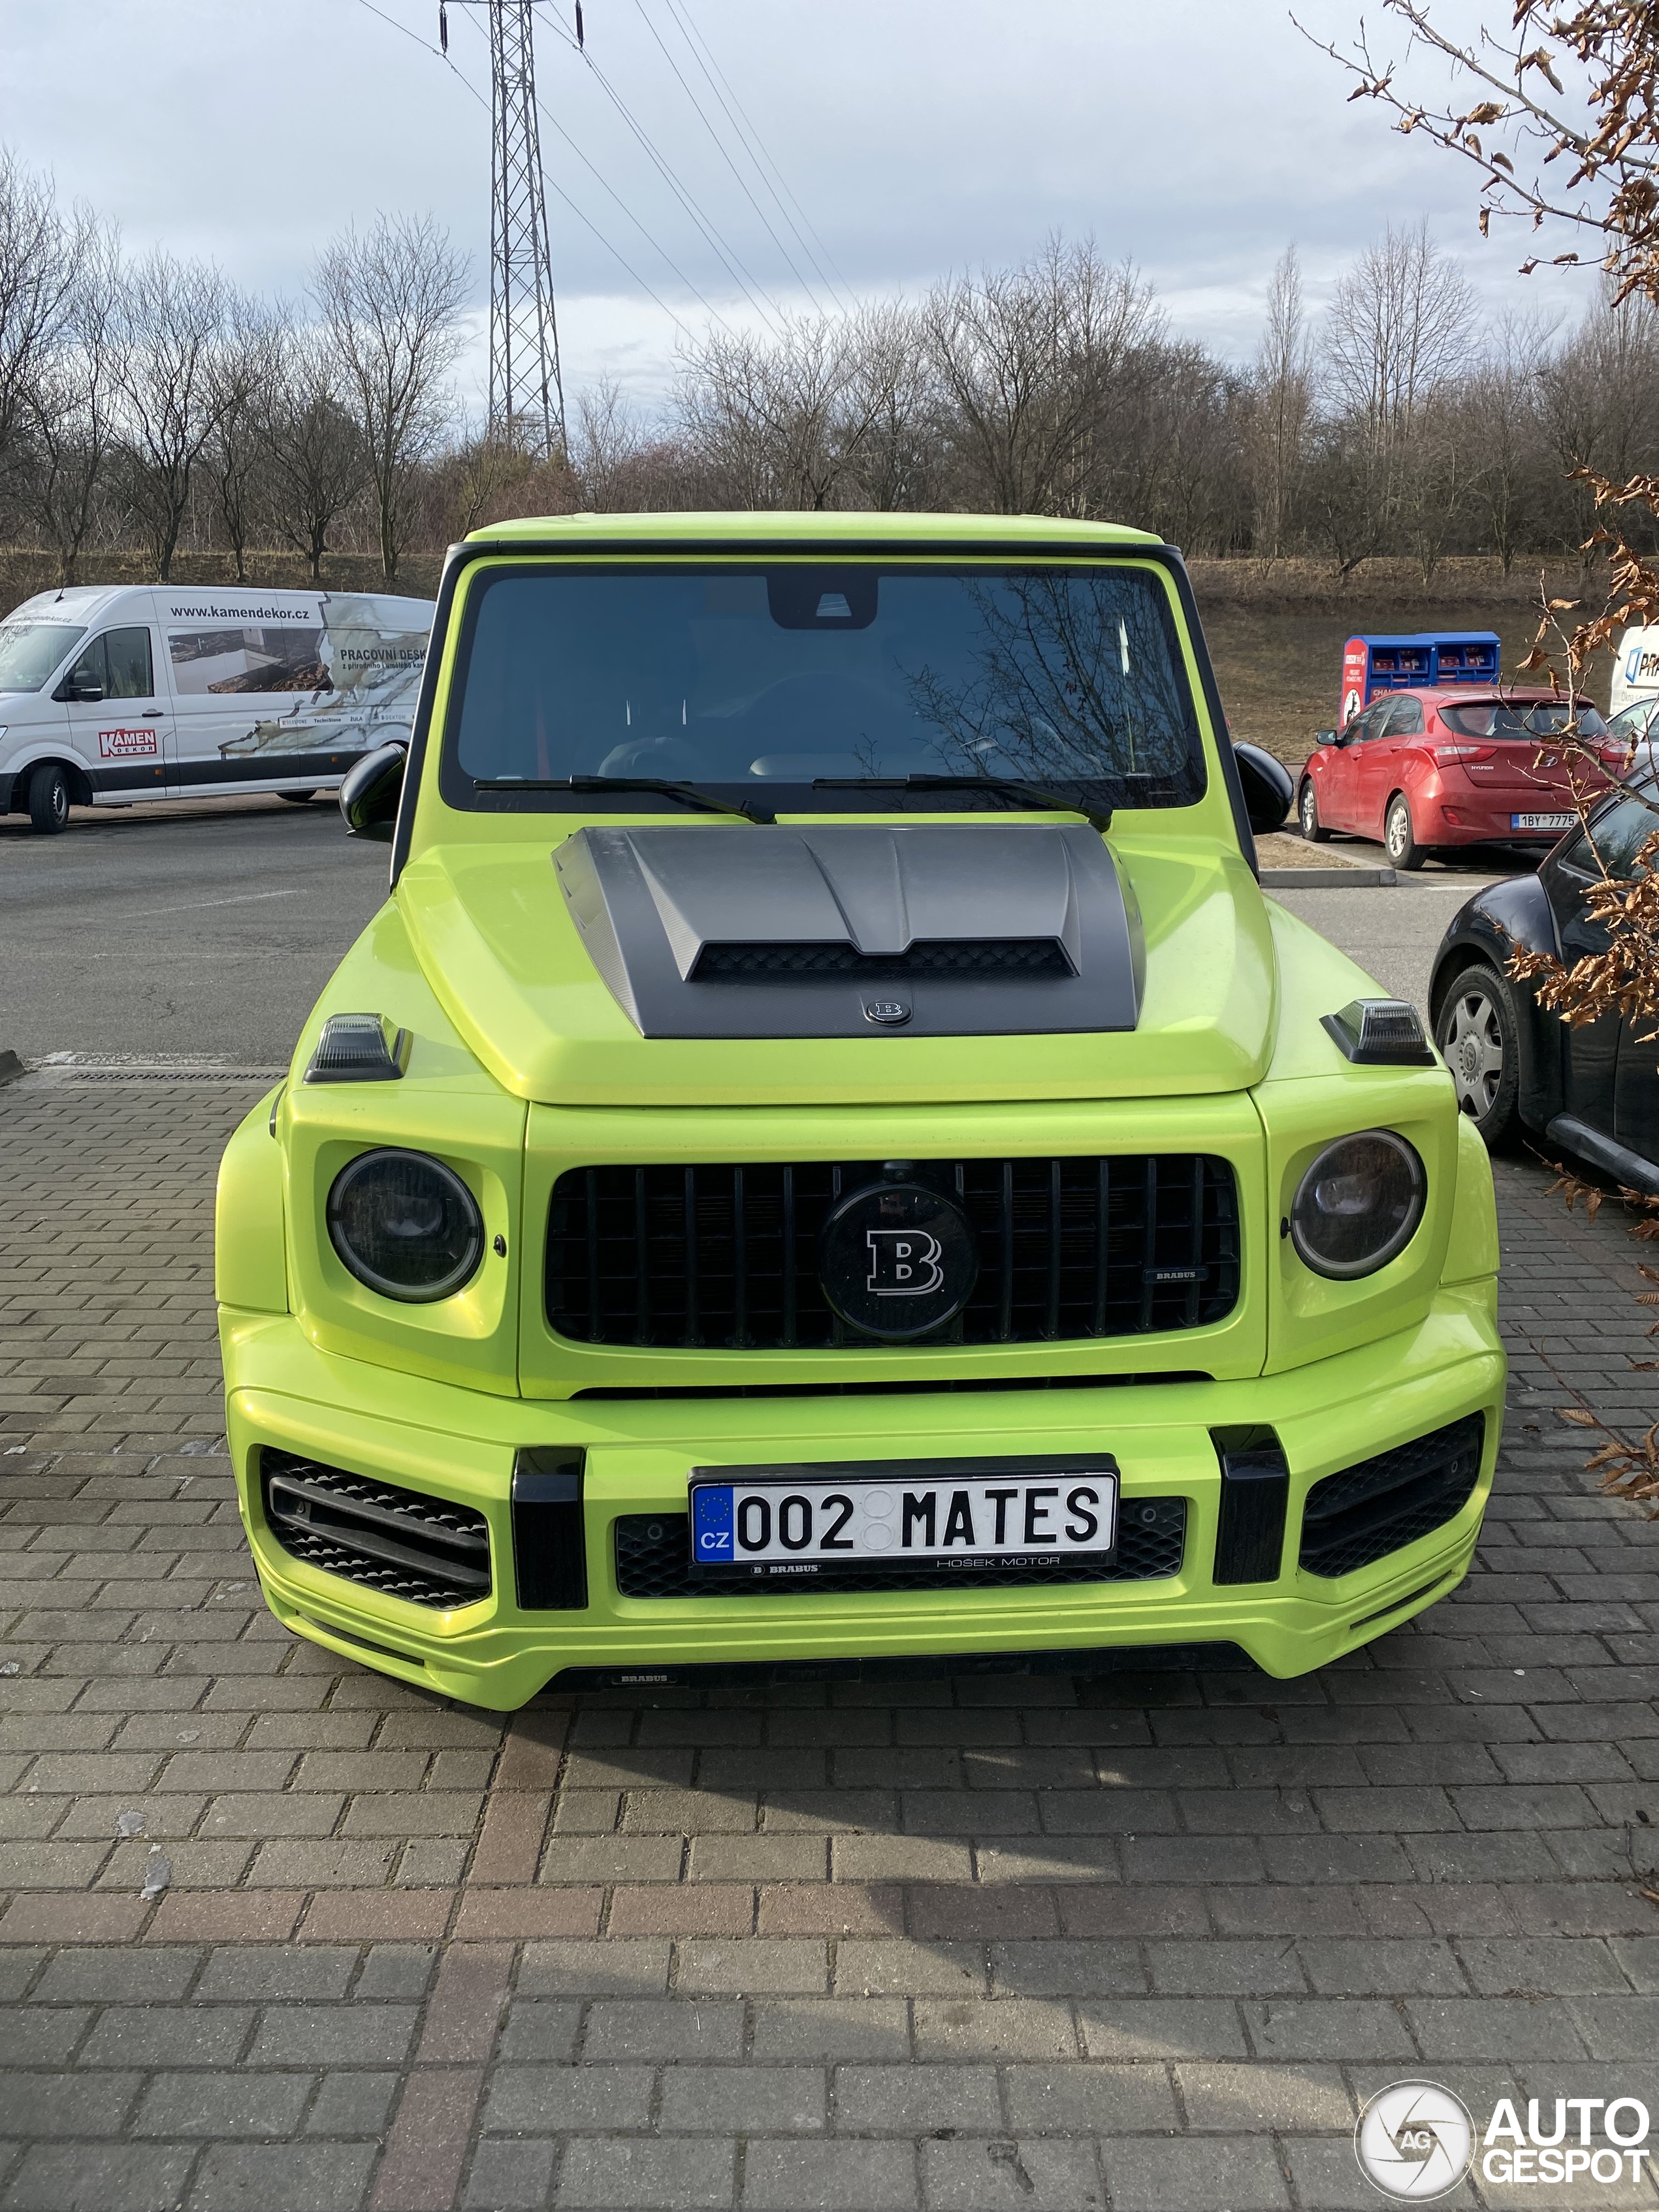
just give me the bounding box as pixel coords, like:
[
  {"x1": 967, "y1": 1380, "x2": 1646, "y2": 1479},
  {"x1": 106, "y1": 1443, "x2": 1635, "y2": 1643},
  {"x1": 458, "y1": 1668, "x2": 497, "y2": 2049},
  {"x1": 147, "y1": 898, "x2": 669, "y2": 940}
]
[{"x1": 3, "y1": 1067, "x2": 1658, "y2": 2210}]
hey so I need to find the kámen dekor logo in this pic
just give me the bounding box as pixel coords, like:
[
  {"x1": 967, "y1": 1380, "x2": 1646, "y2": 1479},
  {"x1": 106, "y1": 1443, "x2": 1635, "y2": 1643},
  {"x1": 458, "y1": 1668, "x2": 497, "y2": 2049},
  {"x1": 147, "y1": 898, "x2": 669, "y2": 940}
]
[{"x1": 1355, "y1": 2081, "x2": 1652, "y2": 2198}]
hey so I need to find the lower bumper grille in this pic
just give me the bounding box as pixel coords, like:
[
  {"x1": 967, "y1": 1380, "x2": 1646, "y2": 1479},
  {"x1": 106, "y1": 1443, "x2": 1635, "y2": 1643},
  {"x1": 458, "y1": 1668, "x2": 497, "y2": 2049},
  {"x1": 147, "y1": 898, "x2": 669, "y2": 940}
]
[
  {"x1": 1298, "y1": 1416, "x2": 1485, "y2": 1579},
  {"x1": 260, "y1": 1449, "x2": 491, "y2": 1610},
  {"x1": 613, "y1": 1499, "x2": 1187, "y2": 1599}
]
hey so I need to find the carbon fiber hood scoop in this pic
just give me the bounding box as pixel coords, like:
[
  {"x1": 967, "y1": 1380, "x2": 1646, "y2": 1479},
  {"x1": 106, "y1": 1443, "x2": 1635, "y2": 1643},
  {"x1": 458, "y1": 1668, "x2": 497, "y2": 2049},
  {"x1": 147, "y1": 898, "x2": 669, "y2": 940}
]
[{"x1": 553, "y1": 822, "x2": 1142, "y2": 1039}]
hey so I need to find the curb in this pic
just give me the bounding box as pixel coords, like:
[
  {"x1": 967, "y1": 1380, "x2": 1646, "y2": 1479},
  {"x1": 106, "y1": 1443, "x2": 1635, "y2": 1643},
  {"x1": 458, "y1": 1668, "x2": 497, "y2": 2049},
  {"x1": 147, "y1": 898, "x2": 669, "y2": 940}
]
[
  {"x1": 0, "y1": 1050, "x2": 22, "y2": 1086},
  {"x1": 1261, "y1": 865, "x2": 1397, "y2": 889}
]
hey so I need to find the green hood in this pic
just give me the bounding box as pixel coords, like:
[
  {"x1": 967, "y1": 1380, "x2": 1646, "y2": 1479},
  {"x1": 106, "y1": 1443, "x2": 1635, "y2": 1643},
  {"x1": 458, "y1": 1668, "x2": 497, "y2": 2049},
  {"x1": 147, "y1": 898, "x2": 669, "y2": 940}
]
[{"x1": 394, "y1": 823, "x2": 1278, "y2": 1108}]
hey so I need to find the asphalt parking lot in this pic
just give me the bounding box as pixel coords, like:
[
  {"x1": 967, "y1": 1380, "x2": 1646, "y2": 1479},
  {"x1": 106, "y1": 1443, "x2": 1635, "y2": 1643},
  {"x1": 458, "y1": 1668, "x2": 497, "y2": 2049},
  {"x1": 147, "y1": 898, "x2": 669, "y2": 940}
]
[
  {"x1": 4, "y1": 807, "x2": 1658, "y2": 2211},
  {"x1": 0, "y1": 798, "x2": 389, "y2": 1065}
]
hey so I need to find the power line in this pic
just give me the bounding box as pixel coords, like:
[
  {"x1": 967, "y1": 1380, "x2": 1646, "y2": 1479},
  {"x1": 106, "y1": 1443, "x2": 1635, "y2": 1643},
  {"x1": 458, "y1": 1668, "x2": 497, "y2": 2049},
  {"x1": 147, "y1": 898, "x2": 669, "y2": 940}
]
[
  {"x1": 668, "y1": 0, "x2": 857, "y2": 311},
  {"x1": 448, "y1": 3, "x2": 733, "y2": 333},
  {"x1": 629, "y1": 0, "x2": 830, "y2": 317},
  {"x1": 533, "y1": 0, "x2": 792, "y2": 334},
  {"x1": 351, "y1": 0, "x2": 702, "y2": 343}
]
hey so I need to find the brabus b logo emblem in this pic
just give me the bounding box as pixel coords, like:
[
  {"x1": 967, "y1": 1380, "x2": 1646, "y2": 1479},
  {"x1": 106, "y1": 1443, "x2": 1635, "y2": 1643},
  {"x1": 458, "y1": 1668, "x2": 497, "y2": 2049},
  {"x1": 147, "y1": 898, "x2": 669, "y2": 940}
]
[
  {"x1": 817, "y1": 1180, "x2": 979, "y2": 1340},
  {"x1": 866, "y1": 1228, "x2": 944, "y2": 1297}
]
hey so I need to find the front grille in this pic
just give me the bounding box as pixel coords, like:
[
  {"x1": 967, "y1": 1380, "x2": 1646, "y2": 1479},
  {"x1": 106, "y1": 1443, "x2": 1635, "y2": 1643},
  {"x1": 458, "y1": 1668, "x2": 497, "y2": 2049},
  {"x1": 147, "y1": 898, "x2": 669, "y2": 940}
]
[
  {"x1": 1298, "y1": 1416, "x2": 1485, "y2": 1579},
  {"x1": 547, "y1": 1155, "x2": 1240, "y2": 1351},
  {"x1": 261, "y1": 1449, "x2": 491, "y2": 1609},
  {"x1": 695, "y1": 939, "x2": 1071, "y2": 980},
  {"x1": 613, "y1": 1498, "x2": 1187, "y2": 1598}
]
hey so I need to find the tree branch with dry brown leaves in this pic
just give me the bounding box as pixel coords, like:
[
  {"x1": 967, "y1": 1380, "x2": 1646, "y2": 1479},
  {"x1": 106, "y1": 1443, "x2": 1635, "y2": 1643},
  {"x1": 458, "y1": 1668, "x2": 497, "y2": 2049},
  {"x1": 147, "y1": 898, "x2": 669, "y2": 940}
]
[{"x1": 1297, "y1": 3, "x2": 1659, "y2": 302}]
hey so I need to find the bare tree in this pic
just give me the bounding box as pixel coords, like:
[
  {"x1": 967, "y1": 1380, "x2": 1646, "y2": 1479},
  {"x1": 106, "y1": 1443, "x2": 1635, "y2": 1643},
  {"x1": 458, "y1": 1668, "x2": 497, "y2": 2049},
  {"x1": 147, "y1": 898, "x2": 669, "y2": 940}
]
[
  {"x1": 1460, "y1": 312, "x2": 1554, "y2": 572},
  {"x1": 1247, "y1": 246, "x2": 1313, "y2": 559},
  {"x1": 109, "y1": 248, "x2": 230, "y2": 581},
  {"x1": 922, "y1": 236, "x2": 1163, "y2": 515},
  {"x1": 0, "y1": 152, "x2": 84, "y2": 478},
  {"x1": 257, "y1": 322, "x2": 366, "y2": 580},
  {"x1": 676, "y1": 313, "x2": 878, "y2": 509},
  {"x1": 14, "y1": 219, "x2": 120, "y2": 585},
  {"x1": 314, "y1": 214, "x2": 468, "y2": 583},
  {"x1": 203, "y1": 297, "x2": 278, "y2": 582},
  {"x1": 570, "y1": 377, "x2": 650, "y2": 509}
]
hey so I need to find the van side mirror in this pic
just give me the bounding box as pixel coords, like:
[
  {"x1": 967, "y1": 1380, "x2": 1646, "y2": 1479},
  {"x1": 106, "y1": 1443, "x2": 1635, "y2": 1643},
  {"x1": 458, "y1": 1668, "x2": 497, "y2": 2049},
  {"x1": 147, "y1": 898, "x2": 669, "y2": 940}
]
[
  {"x1": 56, "y1": 681, "x2": 104, "y2": 704},
  {"x1": 339, "y1": 741, "x2": 406, "y2": 842},
  {"x1": 1232, "y1": 743, "x2": 1293, "y2": 835}
]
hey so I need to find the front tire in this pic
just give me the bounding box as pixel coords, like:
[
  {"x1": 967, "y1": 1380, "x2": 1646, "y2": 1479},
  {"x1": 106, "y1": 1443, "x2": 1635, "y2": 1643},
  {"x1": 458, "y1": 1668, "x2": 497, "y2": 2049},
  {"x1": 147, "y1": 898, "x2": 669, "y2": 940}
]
[
  {"x1": 1384, "y1": 793, "x2": 1427, "y2": 871},
  {"x1": 1298, "y1": 778, "x2": 1331, "y2": 842},
  {"x1": 26, "y1": 761, "x2": 71, "y2": 835},
  {"x1": 1434, "y1": 964, "x2": 1520, "y2": 1144}
]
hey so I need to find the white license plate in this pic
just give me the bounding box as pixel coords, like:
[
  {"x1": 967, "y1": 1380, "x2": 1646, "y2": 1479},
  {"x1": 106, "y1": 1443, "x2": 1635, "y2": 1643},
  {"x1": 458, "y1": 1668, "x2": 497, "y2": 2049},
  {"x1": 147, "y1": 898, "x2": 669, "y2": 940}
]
[
  {"x1": 688, "y1": 1458, "x2": 1118, "y2": 1579},
  {"x1": 1511, "y1": 812, "x2": 1574, "y2": 831}
]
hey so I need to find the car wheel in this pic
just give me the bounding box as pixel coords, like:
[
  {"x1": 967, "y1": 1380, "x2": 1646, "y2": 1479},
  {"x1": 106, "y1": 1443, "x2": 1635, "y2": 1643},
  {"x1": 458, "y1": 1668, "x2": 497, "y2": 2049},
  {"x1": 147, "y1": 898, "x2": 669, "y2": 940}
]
[
  {"x1": 1434, "y1": 965, "x2": 1521, "y2": 1144},
  {"x1": 26, "y1": 761, "x2": 71, "y2": 835},
  {"x1": 1298, "y1": 779, "x2": 1331, "y2": 842},
  {"x1": 278, "y1": 790, "x2": 316, "y2": 805},
  {"x1": 1384, "y1": 793, "x2": 1426, "y2": 871}
]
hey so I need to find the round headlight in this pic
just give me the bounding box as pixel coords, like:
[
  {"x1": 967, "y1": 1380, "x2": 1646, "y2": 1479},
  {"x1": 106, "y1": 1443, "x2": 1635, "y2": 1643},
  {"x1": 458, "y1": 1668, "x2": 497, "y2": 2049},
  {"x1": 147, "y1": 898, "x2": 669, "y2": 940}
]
[
  {"x1": 327, "y1": 1149, "x2": 483, "y2": 1302},
  {"x1": 1289, "y1": 1130, "x2": 1425, "y2": 1280}
]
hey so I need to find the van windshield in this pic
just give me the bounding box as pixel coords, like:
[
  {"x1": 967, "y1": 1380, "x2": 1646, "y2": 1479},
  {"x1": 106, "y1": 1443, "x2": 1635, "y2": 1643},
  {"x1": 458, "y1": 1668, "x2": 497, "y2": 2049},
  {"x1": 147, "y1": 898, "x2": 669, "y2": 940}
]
[
  {"x1": 442, "y1": 564, "x2": 1206, "y2": 816},
  {"x1": 0, "y1": 619, "x2": 84, "y2": 694}
]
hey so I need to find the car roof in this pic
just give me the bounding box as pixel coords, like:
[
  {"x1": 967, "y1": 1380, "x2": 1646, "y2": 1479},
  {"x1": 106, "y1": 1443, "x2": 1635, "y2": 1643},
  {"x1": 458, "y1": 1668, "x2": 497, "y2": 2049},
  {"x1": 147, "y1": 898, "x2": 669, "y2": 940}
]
[
  {"x1": 1376, "y1": 685, "x2": 1590, "y2": 705},
  {"x1": 466, "y1": 509, "x2": 1163, "y2": 550}
]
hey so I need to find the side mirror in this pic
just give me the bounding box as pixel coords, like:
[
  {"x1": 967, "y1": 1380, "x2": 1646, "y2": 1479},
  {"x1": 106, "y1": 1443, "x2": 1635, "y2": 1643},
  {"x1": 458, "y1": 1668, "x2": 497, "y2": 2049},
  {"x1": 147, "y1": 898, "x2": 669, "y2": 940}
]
[
  {"x1": 1233, "y1": 743, "x2": 1294, "y2": 835},
  {"x1": 339, "y1": 741, "x2": 406, "y2": 842},
  {"x1": 56, "y1": 681, "x2": 104, "y2": 704},
  {"x1": 1314, "y1": 729, "x2": 1338, "y2": 748}
]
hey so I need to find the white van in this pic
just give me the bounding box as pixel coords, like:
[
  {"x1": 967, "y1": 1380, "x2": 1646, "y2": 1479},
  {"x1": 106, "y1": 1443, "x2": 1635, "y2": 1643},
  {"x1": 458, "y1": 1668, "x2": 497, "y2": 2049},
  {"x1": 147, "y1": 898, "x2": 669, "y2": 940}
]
[
  {"x1": 1611, "y1": 623, "x2": 1659, "y2": 720},
  {"x1": 0, "y1": 585, "x2": 433, "y2": 833}
]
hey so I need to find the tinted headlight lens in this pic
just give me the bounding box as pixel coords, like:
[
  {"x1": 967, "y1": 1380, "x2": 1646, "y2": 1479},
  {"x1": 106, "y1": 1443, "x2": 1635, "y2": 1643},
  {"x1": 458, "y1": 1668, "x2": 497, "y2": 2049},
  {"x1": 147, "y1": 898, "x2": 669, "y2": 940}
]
[
  {"x1": 1290, "y1": 1130, "x2": 1425, "y2": 1280},
  {"x1": 327, "y1": 1149, "x2": 483, "y2": 1302}
]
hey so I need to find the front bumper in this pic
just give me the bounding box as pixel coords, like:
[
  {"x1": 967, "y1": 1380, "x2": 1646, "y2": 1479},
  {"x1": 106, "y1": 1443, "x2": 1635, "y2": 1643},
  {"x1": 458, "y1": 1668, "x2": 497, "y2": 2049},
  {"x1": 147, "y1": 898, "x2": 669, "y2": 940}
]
[{"x1": 221, "y1": 1287, "x2": 1504, "y2": 1710}]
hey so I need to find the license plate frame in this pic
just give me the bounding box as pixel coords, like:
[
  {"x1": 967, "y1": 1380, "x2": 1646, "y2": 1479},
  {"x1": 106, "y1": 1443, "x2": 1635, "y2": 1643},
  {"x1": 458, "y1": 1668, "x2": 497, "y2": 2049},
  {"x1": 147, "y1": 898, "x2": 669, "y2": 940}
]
[
  {"x1": 687, "y1": 1454, "x2": 1120, "y2": 1584},
  {"x1": 1511, "y1": 811, "x2": 1575, "y2": 832}
]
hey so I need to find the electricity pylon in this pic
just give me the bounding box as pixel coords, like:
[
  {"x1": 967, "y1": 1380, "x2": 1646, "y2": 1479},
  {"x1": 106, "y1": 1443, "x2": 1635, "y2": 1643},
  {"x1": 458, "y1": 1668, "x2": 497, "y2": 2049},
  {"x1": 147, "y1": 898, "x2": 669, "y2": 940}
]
[{"x1": 487, "y1": 0, "x2": 566, "y2": 460}]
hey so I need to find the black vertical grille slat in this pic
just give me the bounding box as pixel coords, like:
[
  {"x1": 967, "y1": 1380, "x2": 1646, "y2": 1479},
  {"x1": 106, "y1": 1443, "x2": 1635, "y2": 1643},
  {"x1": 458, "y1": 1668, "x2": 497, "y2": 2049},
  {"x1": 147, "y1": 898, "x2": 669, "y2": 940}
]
[
  {"x1": 633, "y1": 1169, "x2": 650, "y2": 1345},
  {"x1": 1044, "y1": 1160, "x2": 1063, "y2": 1340},
  {"x1": 1138, "y1": 1158, "x2": 1158, "y2": 1332},
  {"x1": 684, "y1": 1167, "x2": 700, "y2": 1346},
  {"x1": 1187, "y1": 1155, "x2": 1205, "y2": 1328},
  {"x1": 732, "y1": 1166, "x2": 748, "y2": 1349},
  {"x1": 997, "y1": 1162, "x2": 1015, "y2": 1342},
  {"x1": 547, "y1": 1155, "x2": 1240, "y2": 1353},
  {"x1": 1093, "y1": 1159, "x2": 1111, "y2": 1336},
  {"x1": 781, "y1": 1166, "x2": 797, "y2": 1349},
  {"x1": 584, "y1": 1167, "x2": 602, "y2": 1343}
]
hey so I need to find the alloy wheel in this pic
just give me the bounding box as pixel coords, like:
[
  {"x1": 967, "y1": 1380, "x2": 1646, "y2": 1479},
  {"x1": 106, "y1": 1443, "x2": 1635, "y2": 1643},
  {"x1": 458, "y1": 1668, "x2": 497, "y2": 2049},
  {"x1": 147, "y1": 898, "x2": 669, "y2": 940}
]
[{"x1": 1442, "y1": 987, "x2": 1504, "y2": 1118}]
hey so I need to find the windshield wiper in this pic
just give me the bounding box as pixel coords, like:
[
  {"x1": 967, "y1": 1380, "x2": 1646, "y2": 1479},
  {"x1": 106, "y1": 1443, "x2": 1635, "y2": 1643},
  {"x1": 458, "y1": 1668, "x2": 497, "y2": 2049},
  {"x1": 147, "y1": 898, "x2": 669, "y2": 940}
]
[
  {"x1": 813, "y1": 775, "x2": 1112, "y2": 834},
  {"x1": 474, "y1": 776, "x2": 772, "y2": 824}
]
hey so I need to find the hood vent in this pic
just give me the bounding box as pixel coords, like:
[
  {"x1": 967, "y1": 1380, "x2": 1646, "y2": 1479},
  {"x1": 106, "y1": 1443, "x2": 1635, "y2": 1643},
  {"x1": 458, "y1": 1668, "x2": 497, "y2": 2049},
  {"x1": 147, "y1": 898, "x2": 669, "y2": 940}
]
[{"x1": 555, "y1": 822, "x2": 1141, "y2": 1040}]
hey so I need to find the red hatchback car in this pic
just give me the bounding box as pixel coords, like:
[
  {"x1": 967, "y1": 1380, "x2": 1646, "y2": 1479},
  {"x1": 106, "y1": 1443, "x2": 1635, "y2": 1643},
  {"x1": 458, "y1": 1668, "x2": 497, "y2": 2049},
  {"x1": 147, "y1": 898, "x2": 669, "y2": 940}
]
[{"x1": 1298, "y1": 688, "x2": 1613, "y2": 869}]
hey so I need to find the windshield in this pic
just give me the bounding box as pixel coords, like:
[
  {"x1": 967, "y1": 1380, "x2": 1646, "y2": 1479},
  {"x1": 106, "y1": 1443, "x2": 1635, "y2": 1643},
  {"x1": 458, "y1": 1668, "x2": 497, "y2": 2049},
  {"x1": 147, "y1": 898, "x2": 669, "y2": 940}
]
[
  {"x1": 0, "y1": 618, "x2": 85, "y2": 694},
  {"x1": 1440, "y1": 698, "x2": 1607, "y2": 739},
  {"x1": 441, "y1": 564, "x2": 1206, "y2": 816}
]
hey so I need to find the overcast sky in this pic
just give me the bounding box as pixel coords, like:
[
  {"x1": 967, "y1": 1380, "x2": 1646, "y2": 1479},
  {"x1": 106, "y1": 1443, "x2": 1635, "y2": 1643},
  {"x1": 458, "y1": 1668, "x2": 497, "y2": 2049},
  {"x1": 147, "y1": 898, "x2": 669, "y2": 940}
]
[{"x1": 1, "y1": 0, "x2": 1588, "y2": 410}]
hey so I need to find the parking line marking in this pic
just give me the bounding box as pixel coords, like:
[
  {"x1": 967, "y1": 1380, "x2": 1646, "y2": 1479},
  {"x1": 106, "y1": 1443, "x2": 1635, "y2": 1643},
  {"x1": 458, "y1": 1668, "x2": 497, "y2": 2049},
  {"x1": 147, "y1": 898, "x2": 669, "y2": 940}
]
[{"x1": 125, "y1": 889, "x2": 306, "y2": 918}]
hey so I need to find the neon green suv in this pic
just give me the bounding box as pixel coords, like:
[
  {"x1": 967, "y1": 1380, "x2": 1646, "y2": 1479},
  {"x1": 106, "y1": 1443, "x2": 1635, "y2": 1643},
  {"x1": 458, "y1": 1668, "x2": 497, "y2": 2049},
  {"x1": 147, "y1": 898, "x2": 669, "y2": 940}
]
[{"x1": 216, "y1": 513, "x2": 1504, "y2": 1710}]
